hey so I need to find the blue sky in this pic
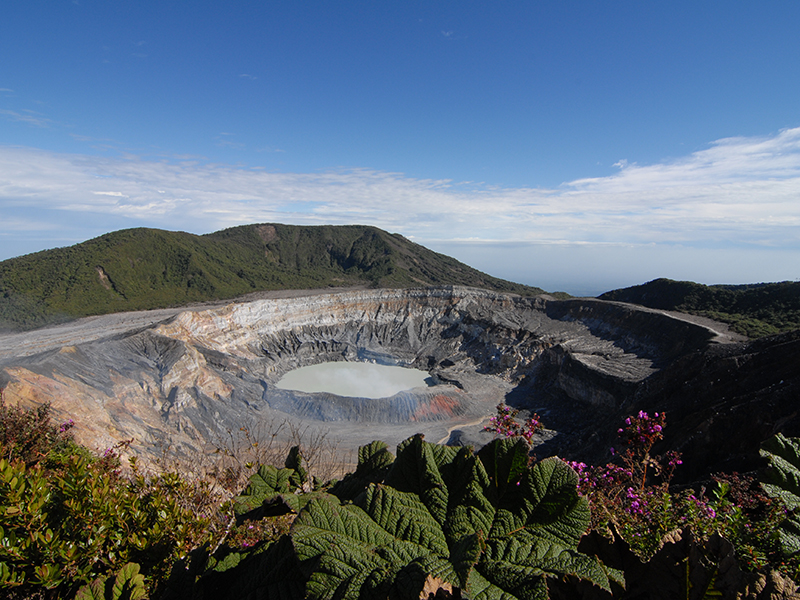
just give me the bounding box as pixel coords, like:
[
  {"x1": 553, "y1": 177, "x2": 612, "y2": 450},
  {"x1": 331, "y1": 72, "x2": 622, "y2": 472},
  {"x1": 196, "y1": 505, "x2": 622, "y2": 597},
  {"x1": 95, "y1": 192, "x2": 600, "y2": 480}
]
[{"x1": 1, "y1": 1, "x2": 799, "y2": 295}]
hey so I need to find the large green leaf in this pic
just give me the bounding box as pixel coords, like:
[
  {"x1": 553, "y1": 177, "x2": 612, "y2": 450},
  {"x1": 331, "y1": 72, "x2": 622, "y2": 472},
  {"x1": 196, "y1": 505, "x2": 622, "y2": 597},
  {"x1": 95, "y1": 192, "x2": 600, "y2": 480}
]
[
  {"x1": 486, "y1": 457, "x2": 590, "y2": 550},
  {"x1": 197, "y1": 535, "x2": 305, "y2": 600},
  {"x1": 760, "y1": 433, "x2": 800, "y2": 556},
  {"x1": 233, "y1": 446, "x2": 316, "y2": 519},
  {"x1": 75, "y1": 563, "x2": 146, "y2": 600},
  {"x1": 232, "y1": 464, "x2": 303, "y2": 517},
  {"x1": 384, "y1": 434, "x2": 459, "y2": 524},
  {"x1": 292, "y1": 494, "x2": 440, "y2": 600},
  {"x1": 293, "y1": 435, "x2": 622, "y2": 600},
  {"x1": 466, "y1": 563, "x2": 549, "y2": 600},
  {"x1": 329, "y1": 440, "x2": 394, "y2": 502}
]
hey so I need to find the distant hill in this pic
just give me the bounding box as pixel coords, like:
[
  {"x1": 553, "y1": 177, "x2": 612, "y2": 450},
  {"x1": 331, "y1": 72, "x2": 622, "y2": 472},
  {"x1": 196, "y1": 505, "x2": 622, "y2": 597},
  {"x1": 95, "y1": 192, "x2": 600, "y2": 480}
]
[
  {"x1": 0, "y1": 224, "x2": 544, "y2": 331},
  {"x1": 599, "y1": 278, "x2": 800, "y2": 337}
]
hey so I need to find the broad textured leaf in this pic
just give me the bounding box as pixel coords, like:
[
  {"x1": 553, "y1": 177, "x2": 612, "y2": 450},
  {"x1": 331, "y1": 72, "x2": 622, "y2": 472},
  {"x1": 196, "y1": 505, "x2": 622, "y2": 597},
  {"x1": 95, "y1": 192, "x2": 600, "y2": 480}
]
[
  {"x1": 445, "y1": 446, "x2": 496, "y2": 543},
  {"x1": 442, "y1": 532, "x2": 483, "y2": 587},
  {"x1": 294, "y1": 495, "x2": 426, "y2": 600},
  {"x1": 112, "y1": 563, "x2": 146, "y2": 600},
  {"x1": 385, "y1": 434, "x2": 456, "y2": 523},
  {"x1": 293, "y1": 436, "x2": 621, "y2": 600},
  {"x1": 466, "y1": 566, "x2": 549, "y2": 600},
  {"x1": 358, "y1": 440, "x2": 393, "y2": 468},
  {"x1": 75, "y1": 579, "x2": 107, "y2": 600},
  {"x1": 777, "y1": 521, "x2": 800, "y2": 557},
  {"x1": 476, "y1": 539, "x2": 548, "y2": 598},
  {"x1": 198, "y1": 536, "x2": 305, "y2": 600},
  {"x1": 233, "y1": 463, "x2": 308, "y2": 518},
  {"x1": 207, "y1": 549, "x2": 243, "y2": 574},
  {"x1": 761, "y1": 434, "x2": 800, "y2": 511},
  {"x1": 75, "y1": 563, "x2": 146, "y2": 600},
  {"x1": 761, "y1": 433, "x2": 800, "y2": 556},
  {"x1": 329, "y1": 440, "x2": 394, "y2": 501},
  {"x1": 487, "y1": 455, "x2": 589, "y2": 550},
  {"x1": 358, "y1": 484, "x2": 449, "y2": 555},
  {"x1": 477, "y1": 437, "x2": 530, "y2": 495}
]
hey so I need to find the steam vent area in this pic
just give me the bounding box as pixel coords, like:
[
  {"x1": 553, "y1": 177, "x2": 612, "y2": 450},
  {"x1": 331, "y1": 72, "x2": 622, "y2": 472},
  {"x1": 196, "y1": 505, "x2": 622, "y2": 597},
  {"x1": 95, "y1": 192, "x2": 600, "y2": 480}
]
[{"x1": 0, "y1": 286, "x2": 728, "y2": 466}]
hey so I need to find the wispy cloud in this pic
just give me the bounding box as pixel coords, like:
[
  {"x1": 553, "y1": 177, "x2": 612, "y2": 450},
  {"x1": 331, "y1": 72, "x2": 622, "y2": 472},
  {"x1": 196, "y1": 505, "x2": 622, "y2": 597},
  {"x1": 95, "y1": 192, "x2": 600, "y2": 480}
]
[
  {"x1": 0, "y1": 109, "x2": 52, "y2": 128},
  {"x1": 214, "y1": 132, "x2": 245, "y2": 150},
  {"x1": 440, "y1": 30, "x2": 466, "y2": 41},
  {"x1": 255, "y1": 146, "x2": 285, "y2": 154},
  {"x1": 0, "y1": 128, "x2": 798, "y2": 266}
]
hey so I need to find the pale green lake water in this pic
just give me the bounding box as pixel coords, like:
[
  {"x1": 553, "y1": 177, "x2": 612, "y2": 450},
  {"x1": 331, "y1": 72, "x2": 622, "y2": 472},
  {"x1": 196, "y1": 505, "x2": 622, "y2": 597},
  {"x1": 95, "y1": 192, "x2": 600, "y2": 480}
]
[{"x1": 275, "y1": 361, "x2": 431, "y2": 399}]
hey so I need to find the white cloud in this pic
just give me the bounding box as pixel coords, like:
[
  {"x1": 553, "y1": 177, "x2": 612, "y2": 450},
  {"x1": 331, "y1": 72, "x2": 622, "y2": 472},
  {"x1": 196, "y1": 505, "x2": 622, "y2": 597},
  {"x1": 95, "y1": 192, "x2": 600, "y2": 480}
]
[
  {"x1": 92, "y1": 191, "x2": 127, "y2": 197},
  {"x1": 1, "y1": 128, "x2": 799, "y2": 288}
]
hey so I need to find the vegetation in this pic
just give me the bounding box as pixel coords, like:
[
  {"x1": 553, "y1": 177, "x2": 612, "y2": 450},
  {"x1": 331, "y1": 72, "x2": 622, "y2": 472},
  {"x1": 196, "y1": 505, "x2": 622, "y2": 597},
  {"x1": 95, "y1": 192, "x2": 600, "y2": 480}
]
[
  {"x1": 4, "y1": 398, "x2": 800, "y2": 598},
  {"x1": 0, "y1": 400, "x2": 220, "y2": 599},
  {"x1": 0, "y1": 224, "x2": 543, "y2": 332},
  {"x1": 599, "y1": 277, "x2": 800, "y2": 337}
]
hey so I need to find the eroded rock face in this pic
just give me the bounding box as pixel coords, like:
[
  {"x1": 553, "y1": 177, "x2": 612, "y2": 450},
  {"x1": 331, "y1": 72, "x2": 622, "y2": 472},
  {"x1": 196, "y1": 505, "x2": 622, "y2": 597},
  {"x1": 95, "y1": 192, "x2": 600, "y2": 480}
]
[{"x1": 0, "y1": 287, "x2": 726, "y2": 463}]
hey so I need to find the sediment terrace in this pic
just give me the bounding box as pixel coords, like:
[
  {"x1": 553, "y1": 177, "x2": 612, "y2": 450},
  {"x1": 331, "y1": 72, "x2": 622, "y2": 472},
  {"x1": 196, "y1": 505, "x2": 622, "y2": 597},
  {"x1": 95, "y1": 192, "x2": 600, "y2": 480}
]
[{"x1": 0, "y1": 287, "x2": 727, "y2": 463}]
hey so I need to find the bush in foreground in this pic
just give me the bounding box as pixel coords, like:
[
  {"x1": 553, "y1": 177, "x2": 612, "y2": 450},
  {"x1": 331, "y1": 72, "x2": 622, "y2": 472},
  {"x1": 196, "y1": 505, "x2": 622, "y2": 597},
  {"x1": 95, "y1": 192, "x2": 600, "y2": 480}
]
[
  {"x1": 4, "y1": 398, "x2": 800, "y2": 598},
  {"x1": 0, "y1": 398, "x2": 212, "y2": 599}
]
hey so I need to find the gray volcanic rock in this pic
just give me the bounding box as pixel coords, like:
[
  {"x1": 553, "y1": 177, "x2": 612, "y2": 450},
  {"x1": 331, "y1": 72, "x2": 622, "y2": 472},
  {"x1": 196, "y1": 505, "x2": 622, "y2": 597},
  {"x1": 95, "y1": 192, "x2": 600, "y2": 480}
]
[{"x1": 0, "y1": 286, "x2": 737, "y2": 468}]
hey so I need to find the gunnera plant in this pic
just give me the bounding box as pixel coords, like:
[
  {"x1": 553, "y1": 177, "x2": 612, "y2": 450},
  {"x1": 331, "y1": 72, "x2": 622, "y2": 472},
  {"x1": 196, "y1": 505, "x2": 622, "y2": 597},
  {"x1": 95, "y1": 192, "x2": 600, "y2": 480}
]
[{"x1": 196, "y1": 435, "x2": 624, "y2": 600}]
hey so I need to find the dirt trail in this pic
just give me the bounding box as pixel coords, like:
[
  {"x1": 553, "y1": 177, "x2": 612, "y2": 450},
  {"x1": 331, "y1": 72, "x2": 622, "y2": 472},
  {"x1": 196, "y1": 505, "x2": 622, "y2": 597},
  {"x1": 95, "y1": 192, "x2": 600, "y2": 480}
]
[{"x1": 437, "y1": 416, "x2": 490, "y2": 445}]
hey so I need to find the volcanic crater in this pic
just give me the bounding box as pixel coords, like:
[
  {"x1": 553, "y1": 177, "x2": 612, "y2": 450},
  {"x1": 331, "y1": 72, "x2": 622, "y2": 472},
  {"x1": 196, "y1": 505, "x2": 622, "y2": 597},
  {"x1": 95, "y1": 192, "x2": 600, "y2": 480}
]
[{"x1": 0, "y1": 286, "x2": 735, "y2": 466}]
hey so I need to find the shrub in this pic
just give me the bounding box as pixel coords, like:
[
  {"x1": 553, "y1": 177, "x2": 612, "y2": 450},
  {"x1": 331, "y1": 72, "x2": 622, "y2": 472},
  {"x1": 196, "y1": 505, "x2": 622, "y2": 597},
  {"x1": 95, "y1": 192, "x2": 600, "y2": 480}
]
[
  {"x1": 0, "y1": 395, "x2": 77, "y2": 467},
  {"x1": 0, "y1": 397, "x2": 213, "y2": 598},
  {"x1": 0, "y1": 450, "x2": 213, "y2": 597}
]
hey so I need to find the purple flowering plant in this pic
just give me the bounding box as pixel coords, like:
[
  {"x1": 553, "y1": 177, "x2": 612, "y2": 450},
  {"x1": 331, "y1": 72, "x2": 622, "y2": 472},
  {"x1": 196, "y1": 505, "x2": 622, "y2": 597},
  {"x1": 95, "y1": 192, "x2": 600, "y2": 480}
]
[
  {"x1": 567, "y1": 411, "x2": 755, "y2": 558},
  {"x1": 572, "y1": 411, "x2": 789, "y2": 567},
  {"x1": 485, "y1": 404, "x2": 788, "y2": 567},
  {"x1": 482, "y1": 403, "x2": 543, "y2": 443}
]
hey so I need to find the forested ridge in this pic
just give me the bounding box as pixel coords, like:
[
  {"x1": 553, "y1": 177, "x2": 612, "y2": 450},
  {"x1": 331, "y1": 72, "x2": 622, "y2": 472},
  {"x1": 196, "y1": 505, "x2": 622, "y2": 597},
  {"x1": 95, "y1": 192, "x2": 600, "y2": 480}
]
[
  {"x1": 600, "y1": 277, "x2": 800, "y2": 337},
  {"x1": 0, "y1": 224, "x2": 542, "y2": 331}
]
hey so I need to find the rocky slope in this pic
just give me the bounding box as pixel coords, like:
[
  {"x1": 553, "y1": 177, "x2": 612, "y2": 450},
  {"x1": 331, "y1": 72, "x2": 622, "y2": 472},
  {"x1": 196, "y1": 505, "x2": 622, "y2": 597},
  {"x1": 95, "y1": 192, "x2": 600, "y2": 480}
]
[{"x1": 1, "y1": 286, "x2": 756, "y2": 473}]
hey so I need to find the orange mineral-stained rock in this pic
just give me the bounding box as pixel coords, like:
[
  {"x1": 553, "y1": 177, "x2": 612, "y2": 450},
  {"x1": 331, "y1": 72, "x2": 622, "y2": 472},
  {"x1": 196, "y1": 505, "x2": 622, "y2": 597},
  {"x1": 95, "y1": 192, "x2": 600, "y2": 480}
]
[{"x1": 2, "y1": 366, "x2": 132, "y2": 452}]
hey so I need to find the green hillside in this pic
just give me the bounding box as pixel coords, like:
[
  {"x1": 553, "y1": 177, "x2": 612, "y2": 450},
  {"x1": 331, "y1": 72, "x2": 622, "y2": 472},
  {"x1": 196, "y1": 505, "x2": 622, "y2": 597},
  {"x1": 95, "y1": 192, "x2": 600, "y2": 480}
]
[
  {"x1": 0, "y1": 223, "x2": 543, "y2": 331},
  {"x1": 599, "y1": 277, "x2": 800, "y2": 337}
]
